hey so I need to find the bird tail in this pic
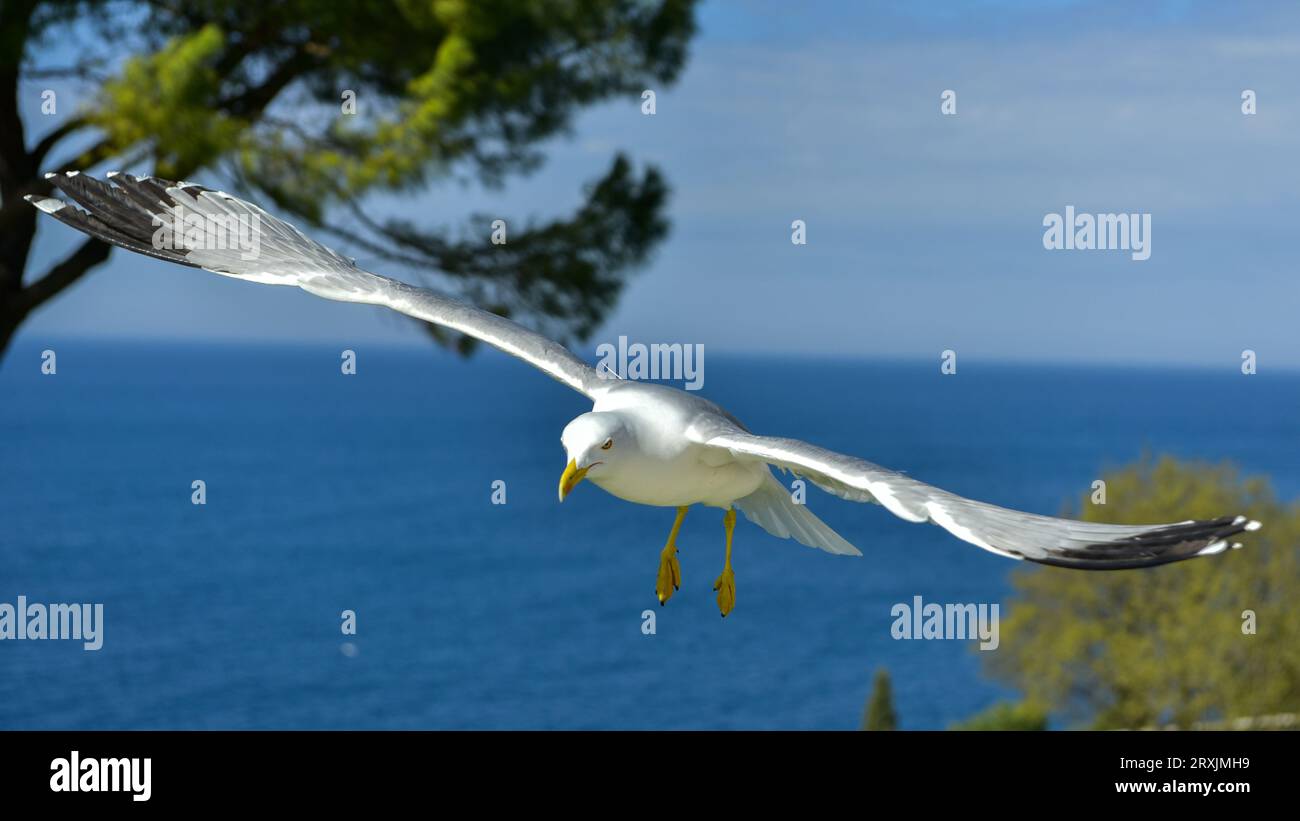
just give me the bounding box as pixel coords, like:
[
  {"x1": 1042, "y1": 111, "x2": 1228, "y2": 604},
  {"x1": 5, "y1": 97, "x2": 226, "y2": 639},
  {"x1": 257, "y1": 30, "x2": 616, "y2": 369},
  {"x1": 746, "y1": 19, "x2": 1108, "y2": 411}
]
[{"x1": 735, "y1": 474, "x2": 861, "y2": 556}]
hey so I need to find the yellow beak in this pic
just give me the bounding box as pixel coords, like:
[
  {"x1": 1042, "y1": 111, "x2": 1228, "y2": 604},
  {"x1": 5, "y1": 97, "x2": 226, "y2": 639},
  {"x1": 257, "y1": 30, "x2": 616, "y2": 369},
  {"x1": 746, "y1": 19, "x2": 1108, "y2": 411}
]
[{"x1": 558, "y1": 459, "x2": 589, "y2": 502}]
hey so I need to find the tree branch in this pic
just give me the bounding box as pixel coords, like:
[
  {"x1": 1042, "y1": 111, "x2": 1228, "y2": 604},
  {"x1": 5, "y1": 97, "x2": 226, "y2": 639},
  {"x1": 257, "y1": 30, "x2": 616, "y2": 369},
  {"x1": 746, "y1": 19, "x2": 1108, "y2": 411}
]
[
  {"x1": 219, "y1": 49, "x2": 313, "y2": 118},
  {"x1": 31, "y1": 116, "x2": 88, "y2": 166},
  {"x1": 0, "y1": 137, "x2": 116, "y2": 235},
  {"x1": 17, "y1": 236, "x2": 111, "y2": 316}
]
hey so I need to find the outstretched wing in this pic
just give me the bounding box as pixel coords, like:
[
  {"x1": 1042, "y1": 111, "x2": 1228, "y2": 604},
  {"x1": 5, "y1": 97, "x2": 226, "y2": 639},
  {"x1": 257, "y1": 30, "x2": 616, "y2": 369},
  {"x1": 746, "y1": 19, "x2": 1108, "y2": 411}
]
[
  {"x1": 28, "y1": 171, "x2": 604, "y2": 398},
  {"x1": 692, "y1": 426, "x2": 1260, "y2": 569}
]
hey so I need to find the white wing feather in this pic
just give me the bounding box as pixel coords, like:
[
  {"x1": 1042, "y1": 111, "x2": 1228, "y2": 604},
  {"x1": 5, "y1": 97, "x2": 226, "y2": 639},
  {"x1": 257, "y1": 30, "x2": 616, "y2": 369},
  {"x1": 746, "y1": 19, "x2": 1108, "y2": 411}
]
[
  {"x1": 28, "y1": 172, "x2": 602, "y2": 398},
  {"x1": 692, "y1": 425, "x2": 1259, "y2": 569}
]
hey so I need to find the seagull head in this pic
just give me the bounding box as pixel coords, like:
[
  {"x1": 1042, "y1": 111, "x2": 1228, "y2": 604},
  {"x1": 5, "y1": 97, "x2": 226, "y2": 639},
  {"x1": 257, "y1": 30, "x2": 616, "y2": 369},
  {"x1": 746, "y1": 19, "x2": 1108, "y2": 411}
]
[{"x1": 559, "y1": 412, "x2": 629, "y2": 501}]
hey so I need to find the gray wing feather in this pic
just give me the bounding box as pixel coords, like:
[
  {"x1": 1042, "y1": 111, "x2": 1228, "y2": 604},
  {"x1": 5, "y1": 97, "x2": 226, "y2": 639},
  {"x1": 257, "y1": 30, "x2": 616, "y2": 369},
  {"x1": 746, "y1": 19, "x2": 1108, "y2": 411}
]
[
  {"x1": 697, "y1": 428, "x2": 1261, "y2": 569},
  {"x1": 28, "y1": 172, "x2": 601, "y2": 397}
]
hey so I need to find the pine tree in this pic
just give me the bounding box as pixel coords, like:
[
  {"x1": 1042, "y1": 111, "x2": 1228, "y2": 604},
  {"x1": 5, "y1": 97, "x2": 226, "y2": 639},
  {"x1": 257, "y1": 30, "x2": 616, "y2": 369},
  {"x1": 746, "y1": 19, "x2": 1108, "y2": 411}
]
[
  {"x1": 861, "y1": 668, "x2": 898, "y2": 730},
  {"x1": 0, "y1": 1, "x2": 697, "y2": 359}
]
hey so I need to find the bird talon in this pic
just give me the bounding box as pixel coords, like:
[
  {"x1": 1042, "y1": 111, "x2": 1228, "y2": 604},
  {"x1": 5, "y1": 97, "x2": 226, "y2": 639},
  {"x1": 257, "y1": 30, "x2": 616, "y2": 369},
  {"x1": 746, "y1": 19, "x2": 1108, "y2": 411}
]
[
  {"x1": 654, "y1": 506, "x2": 689, "y2": 606},
  {"x1": 713, "y1": 565, "x2": 735, "y2": 617},
  {"x1": 655, "y1": 544, "x2": 681, "y2": 606}
]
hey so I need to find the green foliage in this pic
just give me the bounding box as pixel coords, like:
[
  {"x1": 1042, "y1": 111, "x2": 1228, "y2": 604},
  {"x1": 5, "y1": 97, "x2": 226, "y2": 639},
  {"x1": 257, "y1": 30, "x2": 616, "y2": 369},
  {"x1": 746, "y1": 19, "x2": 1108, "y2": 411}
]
[
  {"x1": 861, "y1": 668, "x2": 898, "y2": 730},
  {"x1": 92, "y1": 25, "x2": 246, "y2": 178},
  {"x1": 951, "y1": 700, "x2": 1048, "y2": 731},
  {"x1": 986, "y1": 455, "x2": 1300, "y2": 729},
  {"x1": 1, "y1": 1, "x2": 698, "y2": 355}
]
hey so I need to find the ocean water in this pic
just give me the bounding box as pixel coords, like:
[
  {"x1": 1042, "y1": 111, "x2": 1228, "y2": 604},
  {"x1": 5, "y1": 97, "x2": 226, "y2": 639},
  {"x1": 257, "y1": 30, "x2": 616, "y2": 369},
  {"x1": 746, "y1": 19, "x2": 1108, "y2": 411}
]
[{"x1": 1, "y1": 340, "x2": 1296, "y2": 729}]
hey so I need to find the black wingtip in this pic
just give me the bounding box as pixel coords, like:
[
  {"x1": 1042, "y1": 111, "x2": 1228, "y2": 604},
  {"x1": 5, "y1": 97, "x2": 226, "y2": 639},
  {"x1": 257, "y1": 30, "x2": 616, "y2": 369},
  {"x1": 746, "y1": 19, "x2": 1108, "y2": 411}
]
[
  {"x1": 31, "y1": 170, "x2": 201, "y2": 269},
  {"x1": 1032, "y1": 515, "x2": 1260, "y2": 570}
]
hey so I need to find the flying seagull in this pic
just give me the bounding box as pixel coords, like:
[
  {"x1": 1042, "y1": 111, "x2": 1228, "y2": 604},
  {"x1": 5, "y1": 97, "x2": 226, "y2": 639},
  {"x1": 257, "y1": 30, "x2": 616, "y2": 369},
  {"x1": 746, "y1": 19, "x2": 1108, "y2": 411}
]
[{"x1": 28, "y1": 172, "x2": 1261, "y2": 616}]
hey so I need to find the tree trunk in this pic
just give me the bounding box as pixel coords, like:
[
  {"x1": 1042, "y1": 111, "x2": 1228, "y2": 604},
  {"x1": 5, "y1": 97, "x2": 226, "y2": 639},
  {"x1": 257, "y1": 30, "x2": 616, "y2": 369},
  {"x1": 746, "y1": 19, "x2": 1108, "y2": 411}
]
[{"x1": 0, "y1": 309, "x2": 21, "y2": 361}]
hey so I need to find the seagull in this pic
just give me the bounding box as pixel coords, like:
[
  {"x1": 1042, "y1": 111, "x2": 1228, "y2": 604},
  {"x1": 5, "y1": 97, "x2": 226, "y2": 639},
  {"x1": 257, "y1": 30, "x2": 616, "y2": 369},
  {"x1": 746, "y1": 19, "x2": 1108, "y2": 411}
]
[{"x1": 28, "y1": 172, "x2": 1262, "y2": 616}]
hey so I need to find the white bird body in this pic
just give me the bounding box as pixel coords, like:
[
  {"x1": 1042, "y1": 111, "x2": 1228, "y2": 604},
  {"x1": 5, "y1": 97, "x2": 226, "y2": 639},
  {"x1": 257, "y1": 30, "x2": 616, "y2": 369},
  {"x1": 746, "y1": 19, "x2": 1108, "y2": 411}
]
[
  {"x1": 577, "y1": 382, "x2": 766, "y2": 509},
  {"x1": 27, "y1": 170, "x2": 1262, "y2": 612}
]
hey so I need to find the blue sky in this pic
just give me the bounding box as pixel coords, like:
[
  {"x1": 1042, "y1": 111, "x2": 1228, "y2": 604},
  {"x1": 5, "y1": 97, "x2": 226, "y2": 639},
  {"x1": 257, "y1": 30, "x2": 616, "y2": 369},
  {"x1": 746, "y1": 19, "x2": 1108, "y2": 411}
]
[{"x1": 15, "y1": 0, "x2": 1300, "y2": 367}]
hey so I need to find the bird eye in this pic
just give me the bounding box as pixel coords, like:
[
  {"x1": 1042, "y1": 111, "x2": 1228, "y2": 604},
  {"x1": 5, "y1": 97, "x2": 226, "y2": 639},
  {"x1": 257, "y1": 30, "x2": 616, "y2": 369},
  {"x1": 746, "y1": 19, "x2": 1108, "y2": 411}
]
[{"x1": 601, "y1": 438, "x2": 613, "y2": 450}]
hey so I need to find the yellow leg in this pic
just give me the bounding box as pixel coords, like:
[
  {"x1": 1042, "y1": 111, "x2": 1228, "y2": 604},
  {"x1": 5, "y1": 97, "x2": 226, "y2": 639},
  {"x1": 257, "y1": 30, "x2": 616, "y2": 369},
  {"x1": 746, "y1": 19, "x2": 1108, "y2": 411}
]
[
  {"x1": 656, "y1": 506, "x2": 689, "y2": 606},
  {"x1": 713, "y1": 508, "x2": 737, "y2": 617}
]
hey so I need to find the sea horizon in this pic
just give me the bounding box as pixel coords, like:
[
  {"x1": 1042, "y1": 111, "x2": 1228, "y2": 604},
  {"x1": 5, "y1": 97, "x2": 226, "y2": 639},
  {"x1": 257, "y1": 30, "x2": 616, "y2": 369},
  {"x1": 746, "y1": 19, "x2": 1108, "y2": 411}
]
[
  {"x1": 2, "y1": 338, "x2": 1295, "y2": 729},
  {"x1": 7, "y1": 333, "x2": 1295, "y2": 376}
]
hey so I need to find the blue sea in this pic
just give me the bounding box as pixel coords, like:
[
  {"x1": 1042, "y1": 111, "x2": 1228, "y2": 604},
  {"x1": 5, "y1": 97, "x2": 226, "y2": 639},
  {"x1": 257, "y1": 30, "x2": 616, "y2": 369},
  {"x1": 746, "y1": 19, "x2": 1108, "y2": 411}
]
[{"x1": 1, "y1": 340, "x2": 1296, "y2": 729}]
